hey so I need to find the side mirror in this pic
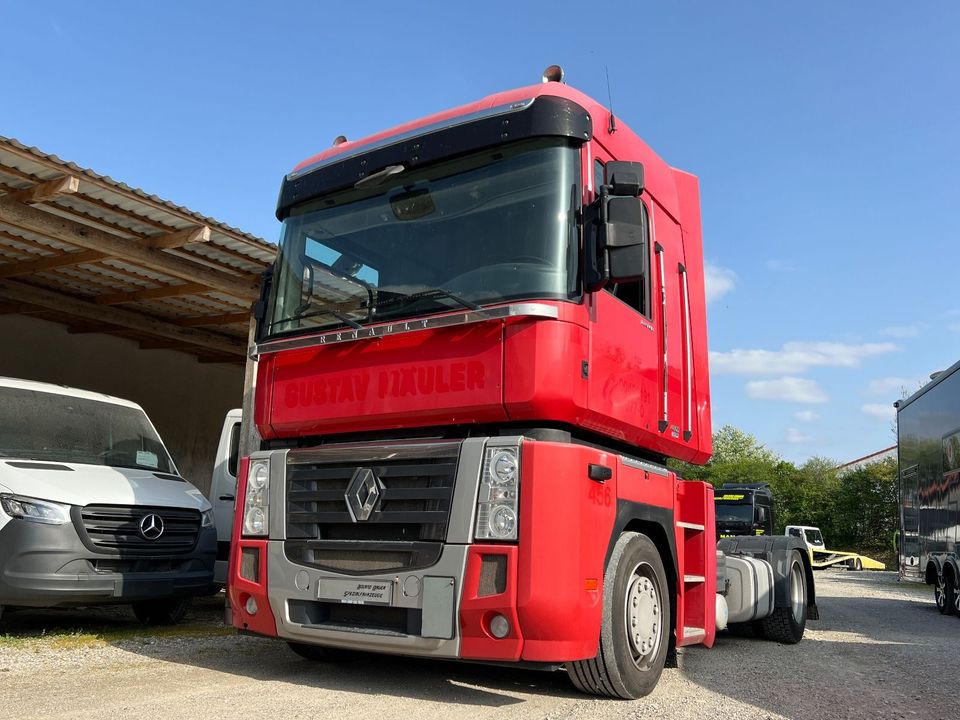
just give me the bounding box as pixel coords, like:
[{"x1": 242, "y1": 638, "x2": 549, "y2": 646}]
[
  {"x1": 604, "y1": 196, "x2": 646, "y2": 283},
  {"x1": 605, "y1": 161, "x2": 644, "y2": 197},
  {"x1": 584, "y1": 162, "x2": 646, "y2": 292}
]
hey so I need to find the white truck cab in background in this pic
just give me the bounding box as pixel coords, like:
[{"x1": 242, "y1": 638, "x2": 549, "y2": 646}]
[
  {"x1": 786, "y1": 526, "x2": 826, "y2": 550},
  {"x1": 210, "y1": 409, "x2": 242, "y2": 585}
]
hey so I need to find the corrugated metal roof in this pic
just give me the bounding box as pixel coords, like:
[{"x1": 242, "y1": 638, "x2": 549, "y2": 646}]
[{"x1": 0, "y1": 136, "x2": 277, "y2": 362}]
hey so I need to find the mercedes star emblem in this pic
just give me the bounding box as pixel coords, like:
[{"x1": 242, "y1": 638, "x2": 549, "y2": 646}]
[{"x1": 139, "y1": 513, "x2": 165, "y2": 540}]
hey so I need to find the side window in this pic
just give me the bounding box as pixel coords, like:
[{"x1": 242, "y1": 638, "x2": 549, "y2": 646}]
[
  {"x1": 788, "y1": 527, "x2": 801, "y2": 538},
  {"x1": 227, "y1": 422, "x2": 241, "y2": 478},
  {"x1": 604, "y1": 201, "x2": 651, "y2": 318}
]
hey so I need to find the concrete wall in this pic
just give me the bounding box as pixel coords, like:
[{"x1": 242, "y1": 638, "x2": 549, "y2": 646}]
[{"x1": 0, "y1": 314, "x2": 243, "y2": 495}]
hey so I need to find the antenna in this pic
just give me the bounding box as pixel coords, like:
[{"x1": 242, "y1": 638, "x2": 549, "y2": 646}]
[{"x1": 605, "y1": 65, "x2": 617, "y2": 134}]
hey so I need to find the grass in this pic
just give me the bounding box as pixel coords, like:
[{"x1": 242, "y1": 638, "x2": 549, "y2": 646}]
[{"x1": 0, "y1": 622, "x2": 235, "y2": 651}]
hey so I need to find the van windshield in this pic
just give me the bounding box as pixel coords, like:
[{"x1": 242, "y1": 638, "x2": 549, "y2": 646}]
[{"x1": 0, "y1": 387, "x2": 175, "y2": 473}]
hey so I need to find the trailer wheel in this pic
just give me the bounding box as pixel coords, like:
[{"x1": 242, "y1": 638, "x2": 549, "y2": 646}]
[
  {"x1": 566, "y1": 532, "x2": 669, "y2": 699},
  {"x1": 937, "y1": 574, "x2": 957, "y2": 616},
  {"x1": 132, "y1": 597, "x2": 191, "y2": 625},
  {"x1": 847, "y1": 557, "x2": 863, "y2": 572},
  {"x1": 759, "y1": 550, "x2": 807, "y2": 644}
]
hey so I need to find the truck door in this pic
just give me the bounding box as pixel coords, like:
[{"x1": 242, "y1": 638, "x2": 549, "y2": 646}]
[
  {"x1": 900, "y1": 464, "x2": 921, "y2": 580},
  {"x1": 586, "y1": 155, "x2": 661, "y2": 443}
]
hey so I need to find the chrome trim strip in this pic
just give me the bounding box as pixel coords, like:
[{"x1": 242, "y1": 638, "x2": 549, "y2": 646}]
[
  {"x1": 287, "y1": 439, "x2": 461, "y2": 466},
  {"x1": 655, "y1": 240, "x2": 668, "y2": 430},
  {"x1": 288, "y1": 98, "x2": 537, "y2": 180},
  {"x1": 621, "y1": 456, "x2": 671, "y2": 477},
  {"x1": 680, "y1": 263, "x2": 693, "y2": 440},
  {"x1": 250, "y1": 302, "x2": 560, "y2": 358}
]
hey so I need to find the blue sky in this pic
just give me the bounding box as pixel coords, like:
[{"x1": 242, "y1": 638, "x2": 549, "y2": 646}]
[{"x1": 3, "y1": 2, "x2": 958, "y2": 464}]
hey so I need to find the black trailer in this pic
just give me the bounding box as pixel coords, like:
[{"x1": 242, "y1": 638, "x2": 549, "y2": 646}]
[
  {"x1": 715, "y1": 483, "x2": 775, "y2": 539},
  {"x1": 896, "y1": 360, "x2": 960, "y2": 615}
]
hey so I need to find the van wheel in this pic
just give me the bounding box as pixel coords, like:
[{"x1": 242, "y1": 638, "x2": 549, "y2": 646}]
[
  {"x1": 759, "y1": 550, "x2": 807, "y2": 644},
  {"x1": 132, "y1": 597, "x2": 191, "y2": 625},
  {"x1": 566, "y1": 532, "x2": 670, "y2": 699}
]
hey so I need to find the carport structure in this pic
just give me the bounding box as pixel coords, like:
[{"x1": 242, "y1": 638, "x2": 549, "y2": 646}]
[{"x1": 0, "y1": 136, "x2": 276, "y2": 491}]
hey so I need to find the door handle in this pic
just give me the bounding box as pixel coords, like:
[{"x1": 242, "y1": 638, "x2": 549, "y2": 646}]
[{"x1": 218, "y1": 495, "x2": 235, "y2": 501}]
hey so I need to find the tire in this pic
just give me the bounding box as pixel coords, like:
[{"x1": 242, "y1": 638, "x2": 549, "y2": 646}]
[
  {"x1": 759, "y1": 550, "x2": 807, "y2": 644},
  {"x1": 939, "y1": 574, "x2": 957, "y2": 616},
  {"x1": 847, "y1": 557, "x2": 863, "y2": 571},
  {"x1": 132, "y1": 597, "x2": 191, "y2": 625},
  {"x1": 566, "y1": 532, "x2": 670, "y2": 699}
]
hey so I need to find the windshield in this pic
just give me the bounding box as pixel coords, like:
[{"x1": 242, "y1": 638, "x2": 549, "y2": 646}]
[
  {"x1": 805, "y1": 529, "x2": 824, "y2": 546},
  {"x1": 265, "y1": 138, "x2": 580, "y2": 339},
  {"x1": 0, "y1": 387, "x2": 175, "y2": 473},
  {"x1": 715, "y1": 504, "x2": 754, "y2": 523}
]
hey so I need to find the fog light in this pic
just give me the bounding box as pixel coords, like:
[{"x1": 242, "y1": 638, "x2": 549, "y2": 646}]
[
  {"x1": 245, "y1": 596, "x2": 258, "y2": 615},
  {"x1": 489, "y1": 613, "x2": 510, "y2": 639}
]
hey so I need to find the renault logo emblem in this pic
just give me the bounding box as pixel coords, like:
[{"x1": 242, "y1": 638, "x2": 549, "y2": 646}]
[
  {"x1": 139, "y1": 513, "x2": 164, "y2": 540},
  {"x1": 345, "y1": 468, "x2": 383, "y2": 522}
]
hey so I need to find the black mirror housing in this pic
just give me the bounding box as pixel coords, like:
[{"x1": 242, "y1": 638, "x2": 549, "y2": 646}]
[
  {"x1": 605, "y1": 161, "x2": 644, "y2": 197},
  {"x1": 604, "y1": 197, "x2": 646, "y2": 282}
]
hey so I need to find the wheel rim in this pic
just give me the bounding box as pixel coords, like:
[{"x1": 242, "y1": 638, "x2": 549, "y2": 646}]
[
  {"x1": 624, "y1": 562, "x2": 662, "y2": 669},
  {"x1": 790, "y1": 560, "x2": 806, "y2": 621},
  {"x1": 935, "y1": 580, "x2": 945, "y2": 608}
]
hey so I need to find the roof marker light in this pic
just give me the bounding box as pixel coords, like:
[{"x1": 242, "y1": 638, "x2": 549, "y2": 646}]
[
  {"x1": 541, "y1": 65, "x2": 564, "y2": 83},
  {"x1": 333, "y1": 135, "x2": 348, "y2": 147}
]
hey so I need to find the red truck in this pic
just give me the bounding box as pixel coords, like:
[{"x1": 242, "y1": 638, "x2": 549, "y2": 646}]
[{"x1": 228, "y1": 66, "x2": 817, "y2": 699}]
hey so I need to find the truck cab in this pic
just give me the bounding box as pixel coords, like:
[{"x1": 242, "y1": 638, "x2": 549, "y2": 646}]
[
  {"x1": 715, "y1": 483, "x2": 774, "y2": 538},
  {"x1": 786, "y1": 525, "x2": 826, "y2": 550}
]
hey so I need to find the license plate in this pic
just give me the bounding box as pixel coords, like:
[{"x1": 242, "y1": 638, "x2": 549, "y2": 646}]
[{"x1": 317, "y1": 578, "x2": 393, "y2": 606}]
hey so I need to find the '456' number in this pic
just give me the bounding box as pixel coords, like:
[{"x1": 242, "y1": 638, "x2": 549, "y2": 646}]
[{"x1": 588, "y1": 484, "x2": 612, "y2": 507}]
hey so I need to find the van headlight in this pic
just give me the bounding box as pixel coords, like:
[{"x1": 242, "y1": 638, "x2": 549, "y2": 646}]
[
  {"x1": 0, "y1": 494, "x2": 71, "y2": 525},
  {"x1": 201, "y1": 509, "x2": 215, "y2": 528},
  {"x1": 242, "y1": 458, "x2": 270, "y2": 537},
  {"x1": 474, "y1": 444, "x2": 520, "y2": 541}
]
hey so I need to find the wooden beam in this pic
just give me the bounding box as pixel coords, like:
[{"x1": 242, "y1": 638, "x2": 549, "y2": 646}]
[
  {"x1": 0, "y1": 250, "x2": 107, "y2": 279},
  {"x1": 7, "y1": 175, "x2": 80, "y2": 204},
  {"x1": 146, "y1": 225, "x2": 210, "y2": 250},
  {"x1": 175, "y1": 311, "x2": 249, "y2": 327},
  {"x1": 0, "y1": 195, "x2": 259, "y2": 300},
  {"x1": 0, "y1": 279, "x2": 245, "y2": 356},
  {"x1": 94, "y1": 281, "x2": 212, "y2": 305}
]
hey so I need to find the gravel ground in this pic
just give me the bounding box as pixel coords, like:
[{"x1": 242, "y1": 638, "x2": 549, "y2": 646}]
[{"x1": 0, "y1": 570, "x2": 955, "y2": 720}]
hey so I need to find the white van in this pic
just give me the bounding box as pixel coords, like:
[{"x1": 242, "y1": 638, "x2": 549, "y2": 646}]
[
  {"x1": 0, "y1": 377, "x2": 216, "y2": 624},
  {"x1": 209, "y1": 408, "x2": 242, "y2": 585}
]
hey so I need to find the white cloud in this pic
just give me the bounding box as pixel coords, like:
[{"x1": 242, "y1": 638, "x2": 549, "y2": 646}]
[
  {"x1": 785, "y1": 427, "x2": 812, "y2": 444},
  {"x1": 766, "y1": 259, "x2": 797, "y2": 273},
  {"x1": 862, "y1": 403, "x2": 896, "y2": 421},
  {"x1": 710, "y1": 341, "x2": 897, "y2": 376},
  {"x1": 745, "y1": 377, "x2": 829, "y2": 404},
  {"x1": 704, "y1": 262, "x2": 736, "y2": 304},
  {"x1": 865, "y1": 377, "x2": 923, "y2": 398},
  {"x1": 880, "y1": 324, "x2": 924, "y2": 338},
  {"x1": 794, "y1": 410, "x2": 819, "y2": 422}
]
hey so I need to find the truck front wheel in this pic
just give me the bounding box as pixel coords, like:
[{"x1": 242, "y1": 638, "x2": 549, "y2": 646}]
[
  {"x1": 759, "y1": 550, "x2": 807, "y2": 643},
  {"x1": 566, "y1": 532, "x2": 670, "y2": 699}
]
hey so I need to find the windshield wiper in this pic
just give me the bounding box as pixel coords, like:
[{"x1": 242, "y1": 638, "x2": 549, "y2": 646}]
[
  {"x1": 374, "y1": 287, "x2": 481, "y2": 313},
  {"x1": 292, "y1": 303, "x2": 364, "y2": 329}
]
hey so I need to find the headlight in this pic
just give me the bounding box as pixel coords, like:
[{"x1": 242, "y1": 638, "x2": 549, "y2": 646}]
[
  {"x1": 201, "y1": 509, "x2": 215, "y2": 528},
  {"x1": 242, "y1": 458, "x2": 270, "y2": 537},
  {"x1": 0, "y1": 494, "x2": 71, "y2": 525},
  {"x1": 475, "y1": 444, "x2": 520, "y2": 541}
]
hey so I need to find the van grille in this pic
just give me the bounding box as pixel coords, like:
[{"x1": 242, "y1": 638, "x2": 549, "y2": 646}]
[
  {"x1": 76, "y1": 505, "x2": 202, "y2": 554},
  {"x1": 285, "y1": 441, "x2": 459, "y2": 574}
]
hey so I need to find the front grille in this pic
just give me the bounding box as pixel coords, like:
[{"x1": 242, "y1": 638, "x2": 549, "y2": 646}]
[
  {"x1": 285, "y1": 441, "x2": 459, "y2": 574},
  {"x1": 77, "y1": 505, "x2": 202, "y2": 554}
]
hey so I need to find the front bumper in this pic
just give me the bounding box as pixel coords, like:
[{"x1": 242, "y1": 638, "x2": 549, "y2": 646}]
[{"x1": 0, "y1": 517, "x2": 216, "y2": 608}]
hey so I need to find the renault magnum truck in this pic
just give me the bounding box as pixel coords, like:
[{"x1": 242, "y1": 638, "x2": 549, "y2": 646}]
[
  {"x1": 227, "y1": 66, "x2": 817, "y2": 699},
  {"x1": 896, "y1": 361, "x2": 960, "y2": 615},
  {"x1": 0, "y1": 377, "x2": 216, "y2": 624}
]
